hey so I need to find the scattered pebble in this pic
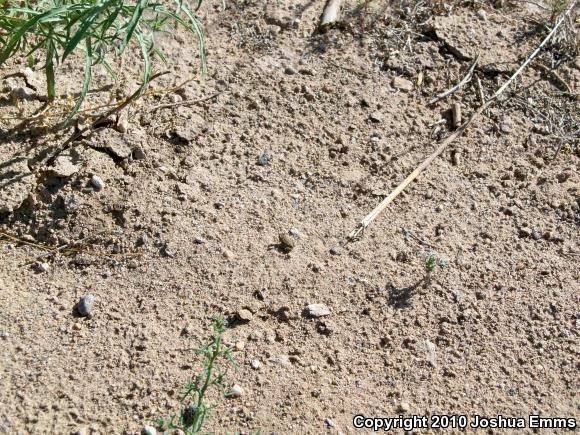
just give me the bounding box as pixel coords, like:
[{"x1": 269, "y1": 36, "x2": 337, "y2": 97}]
[
  {"x1": 214, "y1": 201, "x2": 225, "y2": 210},
  {"x1": 223, "y1": 249, "x2": 235, "y2": 260},
  {"x1": 35, "y1": 262, "x2": 50, "y2": 273},
  {"x1": 234, "y1": 341, "x2": 245, "y2": 351},
  {"x1": 369, "y1": 112, "x2": 383, "y2": 123},
  {"x1": 518, "y1": 227, "x2": 532, "y2": 238},
  {"x1": 289, "y1": 228, "x2": 302, "y2": 238},
  {"x1": 424, "y1": 340, "x2": 437, "y2": 367},
  {"x1": 392, "y1": 76, "x2": 414, "y2": 92},
  {"x1": 236, "y1": 309, "x2": 253, "y2": 322},
  {"x1": 325, "y1": 418, "x2": 335, "y2": 428},
  {"x1": 229, "y1": 384, "x2": 244, "y2": 398},
  {"x1": 116, "y1": 114, "x2": 129, "y2": 133},
  {"x1": 132, "y1": 146, "x2": 146, "y2": 160},
  {"x1": 141, "y1": 425, "x2": 157, "y2": 435},
  {"x1": 477, "y1": 9, "x2": 488, "y2": 20},
  {"x1": 284, "y1": 66, "x2": 297, "y2": 75},
  {"x1": 307, "y1": 303, "x2": 331, "y2": 318},
  {"x1": 329, "y1": 246, "x2": 341, "y2": 256},
  {"x1": 257, "y1": 152, "x2": 272, "y2": 166},
  {"x1": 194, "y1": 237, "x2": 205, "y2": 245},
  {"x1": 279, "y1": 233, "x2": 295, "y2": 252},
  {"x1": 250, "y1": 359, "x2": 261, "y2": 370},
  {"x1": 90, "y1": 175, "x2": 104, "y2": 191},
  {"x1": 77, "y1": 294, "x2": 95, "y2": 317},
  {"x1": 72, "y1": 322, "x2": 82, "y2": 331}
]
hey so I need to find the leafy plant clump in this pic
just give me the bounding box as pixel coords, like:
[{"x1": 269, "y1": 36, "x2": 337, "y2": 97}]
[
  {"x1": 158, "y1": 318, "x2": 235, "y2": 435},
  {"x1": 0, "y1": 0, "x2": 206, "y2": 124},
  {"x1": 424, "y1": 252, "x2": 448, "y2": 279}
]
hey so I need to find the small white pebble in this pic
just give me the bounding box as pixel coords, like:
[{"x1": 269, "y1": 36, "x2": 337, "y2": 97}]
[
  {"x1": 229, "y1": 384, "x2": 244, "y2": 398},
  {"x1": 250, "y1": 360, "x2": 261, "y2": 370},
  {"x1": 141, "y1": 425, "x2": 157, "y2": 435},
  {"x1": 36, "y1": 262, "x2": 50, "y2": 273},
  {"x1": 91, "y1": 175, "x2": 104, "y2": 191}
]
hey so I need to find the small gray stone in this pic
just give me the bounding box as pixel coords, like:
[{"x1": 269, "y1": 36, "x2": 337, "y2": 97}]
[
  {"x1": 141, "y1": 426, "x2": 157, "y2": 435},
  {"x1": 250, "y1": 359, "x2": 262, "y2": 370},
  {"x1": 132, "y1": 146, "x2": 146, "y2": 160},
  {"x1": 77, "y1": 294, "x2": 95, "y2": 317},
  {"x1": 90, "y1": 175, "x2": 104, "y2": 191},
  {"x1": 477, "y1": 9, "x2": 487, "y2": 20},
  {"x1": 257, "y1": 152, "x2": 272, "y2": 166},
  {"x1": 307, "y1": 303, "x2": 331, "y2": 318},
  {"x1": 329, "y1": 246, "x2": 341, "y2": 256},
  {"x1": 325, "y1": 418, "x2": 335, "y2": 428},
  {"x1": 284, "y1": 66, "x2": 297, "y2": 75}
]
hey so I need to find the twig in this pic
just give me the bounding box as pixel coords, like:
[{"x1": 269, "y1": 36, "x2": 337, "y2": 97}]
[
  {"x1": 535, "y1": 63, "x2": 575, "y2": 95},
  {"x1": 44, "y1": 71, "x2": 168, "y2": 166},
  {"x1": 348, "y1": 2, "x2": 576, "y2": 241},
  {"x1": 429, "y1": 55, "x2": 479, "y2": 105},
  {"x1": 149, "y1": 92, "x2": 222, "y2": 113},
  {"x1": 475, "y1": 74, "x2": 489, "y2": 116}
]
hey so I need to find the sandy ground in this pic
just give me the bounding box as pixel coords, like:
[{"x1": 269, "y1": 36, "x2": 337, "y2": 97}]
[{"x1": 1, "y1": 0, "x2": 579, "y2": 434}]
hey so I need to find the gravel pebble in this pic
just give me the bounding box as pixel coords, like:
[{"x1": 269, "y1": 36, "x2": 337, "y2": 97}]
[
  {"x1": 236, "y1": 309, "x2": 253, "y2": 322},
  {"x1": 250, "y1": 359, "x2": 261, "y2": 370},
  {"x1": 35, "y1": 262, "x2": 50, "y2": 273},
  {"x1": 90, "y1": 175, "x2": 105, "y2": 191},
  {"x1": 329, "y1": 246, "x2": 341, "y2": 256},
  {"x1": 257, "y1": 152, "x2": 272, "y2": 166},
  {"x1": 307, "y1": 303, "x2": 331, "y2": 318},
  {"x1": 279, "y1": 233, "x2": 295, "y2": 252},
  {"x1": 77, "y1": 294, "x2": 95, "y2": 317},
  {"x1": 141, "y1": 425, "x2": 157, "y2": 435},
  {"x1": 229, "y1": 384, "x2": 244, "y2": 398}
]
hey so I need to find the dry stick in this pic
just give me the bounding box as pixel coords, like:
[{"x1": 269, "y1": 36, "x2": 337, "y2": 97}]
[
  {"x1": 149, "y1": 91, "x2": 222, "y2": 113},
  {"x1": 44, "y1": 71, "x2": 168, "y2": 166},
  {"x1": 534, "y1": 63, "x2": 575, "y2": 95},
  {"x1": 348, "y1": 2, "x2": 576, "y2": 241},
  {"x1": 429, "y1": 54, "x2": 479, "y2": 105},
  {"x1": 320, "y1": 0, "x2": 342, "y2": 27}
]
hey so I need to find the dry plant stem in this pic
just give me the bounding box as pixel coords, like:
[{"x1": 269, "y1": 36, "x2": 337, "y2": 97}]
[
  {"x1": 45, "y1": 71, "x2": 168, "y2": 166},
  {"x1": 320, "y1": 0, "x2": 342, "y2": 27},
  {"x1": 348, "y1": 1, "x2": 576, "y2": 241},
  {"x1": 149, "y1": 91, "x2": 222, "y2": 113},
  {"x1": 534, "y1": 63, "x2": 575, "y2": 95},
  {"x1": 429, "y1": 54, "x2": 479, "y2": 105}
]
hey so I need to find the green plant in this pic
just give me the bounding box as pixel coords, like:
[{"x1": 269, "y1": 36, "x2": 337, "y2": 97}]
[
  {"x1": 548, "y1": 0, "x2": 567, "y2": 22},
  {"x1": 424, "y1": 252, "x2": 448, "y2": 277},
  {"x1": 158, "y1": 318, "x2": 235, "y2": 435},
  {"x1": 0, "y1": 0, "x2": 206, "y2": 124}
]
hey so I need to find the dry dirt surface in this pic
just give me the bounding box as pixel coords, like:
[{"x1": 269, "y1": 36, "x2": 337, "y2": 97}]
[{"x1": 1, "y1": 0, "x2": 579, "y2": 434}]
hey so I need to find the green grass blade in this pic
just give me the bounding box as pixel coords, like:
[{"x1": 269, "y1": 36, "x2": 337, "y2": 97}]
[
  {"x1": 45, "y1": 40, "x2": 56, "y2": 101},
  {"x1": 62, "y1": 37, "x2": 93, "y2": 126},
  {"x1": 119, "y1": 0, "x2": 149, "y2": 53}
]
